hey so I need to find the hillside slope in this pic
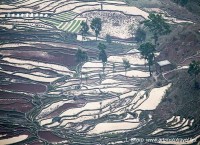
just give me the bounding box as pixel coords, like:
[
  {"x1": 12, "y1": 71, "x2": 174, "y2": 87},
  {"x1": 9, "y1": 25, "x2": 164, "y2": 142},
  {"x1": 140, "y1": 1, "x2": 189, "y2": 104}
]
[{"x1": 158, "y1": 24, "x2": 200, "y2": 65}]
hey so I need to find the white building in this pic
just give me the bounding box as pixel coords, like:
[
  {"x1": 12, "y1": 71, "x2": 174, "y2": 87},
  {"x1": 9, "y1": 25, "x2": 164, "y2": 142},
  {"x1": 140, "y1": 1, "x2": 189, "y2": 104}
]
[
  {"x1": 44, "y1": 14, "x2": 48, "y2": 17},
  {"x1": 25, "y1": 13, "x2": 29, "y2": 17},
  {"x1": 29, "y1": 13, "x2": 34, "y2": 17},
  {"x1": 5, "y1": 12, "x2": 49, "y2": 18},
  {"x1": 11, "y1": 13, "x2": 15, "y2": 17},
  {"x1": 156, "y1": 60, "x2": 172, "y2": 73},
  {"x1": 6, "y1": 13, "x2": 10, "y2": 17},
  {"x1": 34, "y1": 13, "x2": 39, "y2": 17}
]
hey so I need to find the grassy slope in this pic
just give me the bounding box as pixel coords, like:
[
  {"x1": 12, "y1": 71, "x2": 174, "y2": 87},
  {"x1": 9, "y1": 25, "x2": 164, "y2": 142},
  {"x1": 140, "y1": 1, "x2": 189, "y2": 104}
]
[
  {"x1": 157, "y1": 24, "x2": 200, "y2": 64},
  {"x1": 153, "y1": 2, "x2": 200, "y2": 143},
  {"x1": 127, "y1": 1, "x2": 200, "y2": 142},
  {"x1": 174, "y1": 0, "x2": 200, "y2": 16},
  {"x1": 153, "y1": 70, "x2": 200, "y2": 128},
  {"x1": 124, "y1": 0, "x2": 162, "y2": 7}
]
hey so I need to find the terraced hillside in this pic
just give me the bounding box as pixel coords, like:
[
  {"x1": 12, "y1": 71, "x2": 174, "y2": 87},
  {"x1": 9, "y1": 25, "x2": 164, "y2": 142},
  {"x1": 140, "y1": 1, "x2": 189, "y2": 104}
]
[
  {"x1": 0, "y1": 41, "x2": 199, "y2": 144},
  {"x1": 41, "y1": 11, "x2": 86, "y2": 33},
  {"x1": 0, "y1": 0, "x2": 149, "y2": 37},
  {"x1": 0, "y1": 0, "x2": 200, "y2": 145}
]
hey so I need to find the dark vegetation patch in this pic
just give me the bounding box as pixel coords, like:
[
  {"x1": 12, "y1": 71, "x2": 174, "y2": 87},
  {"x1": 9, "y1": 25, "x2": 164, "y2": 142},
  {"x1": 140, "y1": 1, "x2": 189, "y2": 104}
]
[
  {"x1": 153, "y1": 70, "x2": 200, "y2": 123},
  {"x1": 171, "y1": 0, "x2": 200, "y2": 17},
  {"x1": 158, "y1": 24, "x2": 200, "y2": 64}
]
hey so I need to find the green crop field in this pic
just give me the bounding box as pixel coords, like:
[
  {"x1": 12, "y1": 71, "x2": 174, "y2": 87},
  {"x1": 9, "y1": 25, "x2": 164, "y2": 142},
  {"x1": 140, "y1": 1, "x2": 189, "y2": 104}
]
[
  {"x1": 51, "y1": 11, "x2": 78, "y2": 21},
  {"x1": 41, "y1": 11, "x2": 83, "y2": 33}
]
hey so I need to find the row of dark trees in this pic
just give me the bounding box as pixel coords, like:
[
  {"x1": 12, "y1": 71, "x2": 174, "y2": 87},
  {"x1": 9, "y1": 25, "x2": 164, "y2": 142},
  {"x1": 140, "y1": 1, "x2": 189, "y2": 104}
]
[
  {"x1": 77, "y1": 13, "x2": 200, "y2": 86},
  {"x1": 78, "y1": 13, "x2": 172, "y2": 78},
  {"x1": 75, "y1": 42, "x2": 133, "y2": 82},
  {"x1": 136, "y1": 13, "x2": 199, "y2": 89},
  {"x1": 134, "y1": 13, "x2": 171, "y2": 45},
  {"x1": 76, "y1": 17, "x2": 111, "y2": 83},
  {"x1": 75, "y1": 42, "x2": 108, "y2": 82}
]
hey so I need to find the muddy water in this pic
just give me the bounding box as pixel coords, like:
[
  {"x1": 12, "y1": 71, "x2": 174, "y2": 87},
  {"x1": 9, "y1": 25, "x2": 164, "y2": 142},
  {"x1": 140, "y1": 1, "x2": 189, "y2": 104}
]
[
  {"x1": 0, "y1": 83, "x2": 47, "y2": 93},
  {"x1": 0, "y1": 47, "x2": 77, "y2": 67},
  {"x1": 38, "y1": 131, "x2": 65, "y2": 142}
]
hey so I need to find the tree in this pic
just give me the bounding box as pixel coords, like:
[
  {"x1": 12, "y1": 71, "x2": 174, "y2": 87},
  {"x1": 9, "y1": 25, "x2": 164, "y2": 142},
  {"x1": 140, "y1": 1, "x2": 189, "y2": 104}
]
[
  {"x1": 123, "y1": 59, "x2": 130, "y2": 78},
  {"x1": 90, "y1": 18, "x2": 102, "y2": 40},
  {"x1": 188, "y1": 60, "x2": 200, "y2": 89},
  {"x1": 138, "y1": 42, "x2": 156, "y2": 76},
  {"x1": 135, "y1": 27, "x2": 146, "y2": 43},
  {"x1": 106, "y1": 34, "x2": 112, "y2": 44},
  {"x1": 143, "y1": 13, "x2": 171, "y2": 45},
  {"x1": 98, "y1": 42, "x2": 106, "y2": 50},
  {"x1": 128, "y1": 24, "x2": 137, "y2": 38},
  {"x1": 75, "y1": 49, "x2": 88, "y2": 81},
  {"x1": 147, "y1": 53, "x2": 154, "y2": 76},
  {"x1": 112, "y1": 63, "x2": 116, "y2": 73},
  {"x1": 98, "y1": 43, "x2": 107, "y2": 74},
  {"x1": 52, "y1": 117, "x2": 61, "y2": 123},
  {"x1": 80, "y1": 21, "x2": 89, "y2": 38},
  {"x1": 99, "y1": 73, "x2": 103, "y2": 83},
  {"x1": 84, "y1": 72, "x2": 89, "y2": 84}
]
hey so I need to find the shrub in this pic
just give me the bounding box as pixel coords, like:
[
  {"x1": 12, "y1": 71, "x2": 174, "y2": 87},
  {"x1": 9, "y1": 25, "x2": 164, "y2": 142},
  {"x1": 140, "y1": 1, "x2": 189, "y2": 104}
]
[
  {"x1": 139, "y1": 111, "x2": 149, "y2": 121},
  {"x1": 52, "y1": 117, "x2": 61, "y2": 123}
]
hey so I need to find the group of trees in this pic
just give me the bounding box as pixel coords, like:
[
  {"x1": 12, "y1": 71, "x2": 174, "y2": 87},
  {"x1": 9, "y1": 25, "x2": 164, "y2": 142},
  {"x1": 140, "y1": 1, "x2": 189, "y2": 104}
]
[
  {"x1": 138, "y1": 42, "x2": 156, "y2": 76},
  {"x1": 136, "y1": 13, "x2": 171, "y2": 76},
  {"x1": 80, "y1": 17, "x2": 102, "y2": 40},
  {"x1": 76, "y1": 17, "x2": 112, "y2": 83},
  {"x1": 75, "y1": 42, "x2": 108, "y2": 83},
  {"x1": 98, "y1": 43, "x2": 107, "y2": 74},
  {"x1": 137, "y1": 13, "x2": 200, "y2": 90},
  {"x1": 129, "y1": 25, "x2": 146, "y2": 43},
  {"x1": 78, "y1": 13, "x2": 172, "y2": 79},
  {"x1": 81, "y1": 17, "x2": 113, "y2": 43},
  {"x1": 75, "y1": 43, "x2": 132, "y2": 82},
  {"x1": 143, "y1": 13, "x2": 171, "y2": 46},
  {"x1": 130, "y1": 13, "x2": 170, "y2": 46}
]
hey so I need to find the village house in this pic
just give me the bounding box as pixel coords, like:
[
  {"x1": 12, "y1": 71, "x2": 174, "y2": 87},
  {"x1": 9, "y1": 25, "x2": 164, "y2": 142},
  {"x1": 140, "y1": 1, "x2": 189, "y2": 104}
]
[
  {"x1": 5, "y1": 13, "x2": 49, "y2": 18},
  {"x1": 156, "y1": 60, "x2": 173, "y2": 73}
]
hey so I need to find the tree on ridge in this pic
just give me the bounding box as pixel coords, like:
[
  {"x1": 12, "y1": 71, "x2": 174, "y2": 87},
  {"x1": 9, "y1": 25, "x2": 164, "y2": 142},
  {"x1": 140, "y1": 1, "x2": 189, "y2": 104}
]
[
  {"x1": 138, "y1": 42, "x2": 156, "y2": 76},
  {"x1": 143, "y1": 13, "x2": 170, "y2": 46},
  {"x1": 75, "y1": 49, "x2": 88, "y2": 83},
  {"x1": 90, "y1": 18, "x2": 102, "y2": 40}
]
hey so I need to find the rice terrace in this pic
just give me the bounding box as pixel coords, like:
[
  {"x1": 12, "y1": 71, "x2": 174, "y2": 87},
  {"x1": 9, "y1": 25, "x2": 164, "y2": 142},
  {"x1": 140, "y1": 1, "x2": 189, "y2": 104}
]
[{"x1": 0, "y1": 0, "x2": 200, "y2": 144}]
